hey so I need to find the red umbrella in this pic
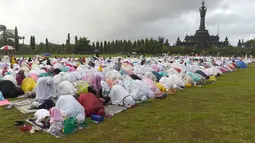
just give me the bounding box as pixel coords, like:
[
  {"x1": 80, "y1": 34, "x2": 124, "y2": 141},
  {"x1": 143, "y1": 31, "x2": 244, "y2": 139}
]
[{"x1": 0, "y1": 45, "x2": 15, "y2": 51}]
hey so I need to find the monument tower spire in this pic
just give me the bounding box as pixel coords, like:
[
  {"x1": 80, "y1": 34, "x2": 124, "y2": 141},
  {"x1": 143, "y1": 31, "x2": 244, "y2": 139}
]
[
  {"x1": 199, "y1": 0, "x2": 207, "y2": 30},
  {"x1": 176, "y1": 1, "x2": 228, "y2": 49}
]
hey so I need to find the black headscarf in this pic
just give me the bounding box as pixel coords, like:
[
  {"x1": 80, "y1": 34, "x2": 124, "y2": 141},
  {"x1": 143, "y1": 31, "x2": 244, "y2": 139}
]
[
  {"x1": 129, "y1": 74, "x2": 141, "y2": 80},
  {"x1": 46, "y1": 59, "x2": 52, "y2": 66},
  {"x1": 0, "y1": 80, "x2": 24, "y2": 98},
  {"x1": 53, "y1": 68, "x2": 61, "y2": 75}
]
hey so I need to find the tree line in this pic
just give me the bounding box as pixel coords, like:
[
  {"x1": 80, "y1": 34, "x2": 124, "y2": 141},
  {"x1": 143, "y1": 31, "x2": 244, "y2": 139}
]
[
  {"x1": 0, "y1": 25, "x2": 255, "y2": 56},
  {"x1": 22, "y1": 33, "x2": 168, "y2": 55}
]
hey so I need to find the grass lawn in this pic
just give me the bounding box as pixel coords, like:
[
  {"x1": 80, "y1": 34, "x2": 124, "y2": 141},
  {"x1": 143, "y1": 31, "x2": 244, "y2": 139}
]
[{"x1": 1, "y1": 64, "x2": 255, "y2": 143}]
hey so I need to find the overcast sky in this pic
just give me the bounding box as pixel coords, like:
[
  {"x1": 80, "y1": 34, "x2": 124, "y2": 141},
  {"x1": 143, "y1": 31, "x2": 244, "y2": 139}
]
[{"x1": 0, "y1": 0, "x2": 254, "y2": 46}]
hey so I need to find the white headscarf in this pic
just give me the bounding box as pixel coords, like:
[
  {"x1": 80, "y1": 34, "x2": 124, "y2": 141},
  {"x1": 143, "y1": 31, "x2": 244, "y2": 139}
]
[
  {"x1": 56, "y1": 81, "x2": 77, "y2": 96},
  {"x1": 53, "y1": 63, "x2": 63, "y2": 69},
  {"x1": 144, "y1": 72, "x2": 157, "y2": 82},
  {"x1": 53, "y1": 73, "x2": 65, "y2": 87},
  {"x1": 109, "y1": 85, "x2": 135, "y2": 107},
  {"x1": 13, "y1": 64, "x2": 21, "y2": 73},
  {"x1": 34, "y1": 77, "x2": 56, "y2": 102},
  {"x1": 71, "y1": 71, "x2": 82, "y2": 81},
  {"x1": 34, "y1": 109, "x2": 50, "y2": 125},
  {"x1": 56, "y1": 95, "x2": 85, "y2": 124},
  {"x1": 123, "y1": 79, "x2": 152, "y2": 101},
  {"x1": 100, "y1": 81, "x2": 110, "y2": 97},
  {"x1": 3, "y1": 75, "x2": 17, "y2": 85}
]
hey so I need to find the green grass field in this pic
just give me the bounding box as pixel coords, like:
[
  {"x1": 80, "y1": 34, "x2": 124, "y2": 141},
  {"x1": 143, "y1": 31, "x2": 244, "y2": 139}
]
[{"x1": 1, "y1": 64, "x2": 255, "y2": 143}]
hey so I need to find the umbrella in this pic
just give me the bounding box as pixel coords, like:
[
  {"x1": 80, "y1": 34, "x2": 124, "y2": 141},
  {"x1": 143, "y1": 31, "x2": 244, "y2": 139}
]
[
  {"x1": 0, "y1": 45, "x2": 14, "y2": 51},
  {"x1": 43, "y1": 53, "x2": 51, "y2": 56},
  {"x1": 94, "y1": 50, "x2": 99, "y2": 52}
]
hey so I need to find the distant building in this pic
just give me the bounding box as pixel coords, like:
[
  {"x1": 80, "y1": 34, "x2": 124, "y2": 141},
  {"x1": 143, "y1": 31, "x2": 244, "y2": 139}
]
[{"x1": 176, "y1": 1, "x2": 229, "y2": 49}]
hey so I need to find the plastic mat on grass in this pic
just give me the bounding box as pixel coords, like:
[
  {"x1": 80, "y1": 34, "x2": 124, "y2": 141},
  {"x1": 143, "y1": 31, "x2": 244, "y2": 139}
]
[
  {"x1": 0, "y1": 100, "x2": 10, "y2": 106},
  {"x1": 104, "y1": 105, "x2": 127, "y2": 116},
  {"x1": 26, "y1": 119, "x2": 85, "y2": 138},
  {"x1": 12, "y1": 99, "x2": 39, "y2": 114}
]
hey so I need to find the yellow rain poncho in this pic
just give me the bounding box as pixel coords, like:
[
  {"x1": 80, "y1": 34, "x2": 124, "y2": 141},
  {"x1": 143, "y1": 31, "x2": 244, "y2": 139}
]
[
  {"x1": 74, "y1": 81, "x2": 89, "y2": 95},
  {"x1": 185, "y1": 83, "x2": 192, "y2": 88},
  {"x1": 98, "y1": 64, "x2": 103, "y2": 72},
  {"x1": 155, "y1": 82, "x2": 166, "y2": 92},
  {"x1": 11, "y1": 57, "x2": 16, "y2": 67},
  {"x1": 21, "y1": 78, "x2": 36, "y2": 93},
  {"x1": 209, "y1": 76, "x2": 216, "y2": 82}
]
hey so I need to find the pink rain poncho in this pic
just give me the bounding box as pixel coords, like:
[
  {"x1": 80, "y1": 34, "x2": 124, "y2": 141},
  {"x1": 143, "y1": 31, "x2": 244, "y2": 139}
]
[
  {"x1": 48, "y1": 107, "x2": 64, "y2": 133},
  {"x1": 49, "y1": 107, "x2": 64, "y2": 123},
  {"x1": 142, "y1": 78, "x2": 161, "y2": 96},
  {"x1": 82, "y1": 73, "x2": 94, "y2": 85},
  {"x1": 151, "y1": 64, "x2": 159, "y2": 72},
  {"x1": 92, "y1": 72, "x2": 104, "y2": 94}
]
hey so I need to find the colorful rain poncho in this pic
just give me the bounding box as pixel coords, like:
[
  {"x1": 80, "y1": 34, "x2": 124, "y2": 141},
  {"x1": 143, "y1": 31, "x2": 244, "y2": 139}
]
[{"x1": 74, "y1": 81, "x2": 89, "y2": 95}]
